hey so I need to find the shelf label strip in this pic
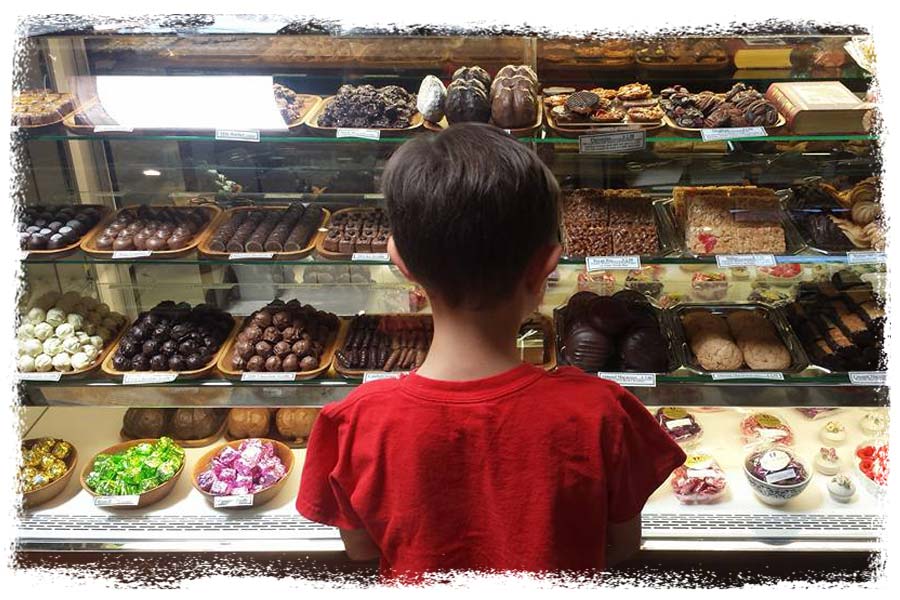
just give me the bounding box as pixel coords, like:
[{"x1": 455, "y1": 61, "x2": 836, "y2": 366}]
[
  {"x1": 598, "y1": 372, "x2": 657, "y2": 387},
  {"x1": 578, "y1": 130, "x2": 646, "y2": 154},
  {"x1": 336, "y1": 128, "x2": 380, "y2": 141},
  {"x1": 93, "y1": 125, "x2": 134, "y2": 133},
  {"x1": 715, "y1": 254, "x2": 777, "y2": 268},
  {"x1": 18, "y1": 372, "x2": 63, "y2": 382},
  {"x1": 214, "y1": 494, "x2": 255, "y2": 508},
  {"x1": 710, "y1": 372, "x2": 784, "y2": 381},
  {"x1": 112, "y1": 250, "x2": 152, "y2": 259},
  {"x1": 123, "y1": 372, "x2": 179, "y2": 385},
  {"x1": 352, "y1": 252, "x2": 390, "y2": 262},
  {"x1": 229, "y1": 252, "x2": 274, "y2": 260},
  {"x1": 215, "y1": 129, "x2": 261, "y2": 143},
  {"x1": 240, "y1": 372, "x2": 297, "y2": 382},
  {"x1": 846, "y1": 251, "x2": 886, "y2": 265},
  {"x1": 94, "y1": 495, "x2": 140, "y2": 507},
  {"x1": 700, "y1": 126, "x2": 767, "y2": 142},
  {"x1": 362, "y1": 372, "x2": 406, "y2": 383},
  {"x1": 849, "y1": 372, "x2": 887, "y2": 386},
  {"x1": 585, "y1": 255, "x2": 641, "y2": 271}
]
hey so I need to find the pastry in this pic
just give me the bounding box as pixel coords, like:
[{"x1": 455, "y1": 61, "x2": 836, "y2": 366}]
[
  {"x1": 626, "y1": 106, "x2": 663, "y2": 123},
  {"x1": 690, "y1": 272, "x2": 729, "y2": 301},
  {"x1": 660, "y1": 83, "x2": 779, "y2": 128},
  {"x1": 12, "y1": 89, "x2": 77, "y2": 127},
  {"x1": 617, "y1": 83, "x2": 652, "y2": 101}
]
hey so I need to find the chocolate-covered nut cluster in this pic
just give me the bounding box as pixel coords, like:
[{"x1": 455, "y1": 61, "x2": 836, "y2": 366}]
[
  {"x1": 231, "y1": 300, "x2": 339, "y2": 373},
  {"x1": 319, "y1": 84, "x2": 418, "y2": 129},
  {"x1": 93, "y1": 206, "x2": 211, "y2": 252},
  {"x1": 273, "y1": 83, "x2": 311, "y2": 124},
  {"x1": 207, "y1": 204, "x2": 324, "y2": 254},
  {"x1": 111, "y1": 301, "x2": 234, "y2": 372},
  {"x1": 563, "y1": 189, "x2": 658, "y2": 257},
  {"x1": 322, "y1": 209, "x2": 389, "y2": 255},
  {"x1": 19, "y1": 205, "x2": 103, "y2": 251},
  {"x1": 660, "y1": 83, "x2": 779, "y2": 128},
  {"x1": 336, "y1": 315, "x2": 433, "y2": 372}
]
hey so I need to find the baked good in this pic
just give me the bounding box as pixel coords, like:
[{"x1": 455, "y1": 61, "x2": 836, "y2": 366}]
[
  {"x1": 624, "y1": 265, "x2": 664, "y2": 299},
  {"x1": 227, "y1": 408, "x2": 272, "y2": 439},
  {"x1": 660, "y1": 83, "x2": 778, "y2": 128},
  {"x1": 336, "y1": 315, "x2": 433, "y2": 372},
  {"x1": 445, "y1": 78, "x2": 491, "y2": 124},
  {"x1": 318, "y1": 84, "x2": 417, "y2": 129},
  {"x1": 626, "y1": 106, "x2": 664, "y2": 122},
  {"x1": 12, "y1": 89, "x2": 77, "y2": 127},
  {"x1": 562, "y1": 189, "x2": 659, "y2": 257},
  {"x1": 691, "y1": 272, "x2": 729, "y2": 301},
  {"x1": 617, "y1": 83, "x2": 652, "y2": 101}
]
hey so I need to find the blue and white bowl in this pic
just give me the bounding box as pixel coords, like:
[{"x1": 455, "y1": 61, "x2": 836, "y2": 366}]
[{"x1": 744, "y1": 448, "x2": 811, "y2": 506}]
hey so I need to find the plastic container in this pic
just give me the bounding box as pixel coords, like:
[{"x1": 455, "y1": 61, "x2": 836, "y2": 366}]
[
  {"x1": 741, "y1": 412, "x2": 795, "y2": 446},
  {"x1": 656, "y1": 407, "x2": 703, "y2": 447}
]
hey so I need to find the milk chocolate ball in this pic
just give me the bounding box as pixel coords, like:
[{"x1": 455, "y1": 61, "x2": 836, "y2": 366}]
[
  {"x1": 239, "y1": 325, "x2": 262, "y2": 343},
  {"x1": 262, "y1": 326, "x2": 280, "y2": 343},
  {"x1": 231, "y1": 356, "x2": 246, "y2": 371},
  {"x1": 234, "y1": 340, "x2": 253, "y2": 359},
  {"x1": 292, "y1": 339, "x2": 310, "y2": 357},
  {"x1": 265, "y1": 355, "x2": 282, "y2": 372},
  {"x1": 146, "y1": 237, "x2": 167, "y2": 251},
  {"x1": 246, "y1": 355, "x2": 264, "y2": 371},
  {"x1": 281, "y1": 327, "x2": 300, "y2": 343},
  {"x1": 282, "y1": 353, "x2": 299, "y2": 372},
  {"x1": 113, "y1": 236, "x2": 134, "y2": 251},
  {"x1": 274, "y1": 341, "x2": 291, "y2": 357},
  {"x1": 254, "y1": 341, "x2": 273, "y2": 358},
  {"x1": 299, "y1": 355, "x2": 319, "y2": 371},
  {"x1": 251, "y1": 311, "x2": 272, "y2": 329},
  {"x1": 272, "y1": 311, "x2": 291, "y2": 329}
]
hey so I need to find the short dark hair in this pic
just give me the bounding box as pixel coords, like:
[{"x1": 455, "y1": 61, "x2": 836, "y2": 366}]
[{"x1": 383, "y1": 122, "x2": 560, "y2": 308}]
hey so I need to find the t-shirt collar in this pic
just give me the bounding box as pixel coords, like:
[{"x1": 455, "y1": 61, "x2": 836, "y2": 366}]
[{"x1": 399, "y1": 362, "x2": 544, "y2": 403}]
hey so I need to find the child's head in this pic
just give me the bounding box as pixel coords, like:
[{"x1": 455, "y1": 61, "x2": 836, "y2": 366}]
[{"x1": 383, "y1": 123, "x2": 561, "y2": 315}]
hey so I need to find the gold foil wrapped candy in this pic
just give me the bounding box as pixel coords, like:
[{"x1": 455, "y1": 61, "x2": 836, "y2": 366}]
[{"x1": 20, "y1": 437, "x2": 72, "y2": 493}]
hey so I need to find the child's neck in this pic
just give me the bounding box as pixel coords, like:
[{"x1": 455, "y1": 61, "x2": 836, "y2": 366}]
[{"x1": 415, "y1": 301, "x2": 525, "y2": 381}]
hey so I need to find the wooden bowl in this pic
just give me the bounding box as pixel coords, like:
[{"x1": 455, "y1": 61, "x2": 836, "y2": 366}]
[
  {"x1": 21, "y1": 438, "x2": 78, "y2": 509},
  {"x1": 192, "y1": 438, "x2": 295, "y2": 509},
  {"x1": 80, "y1": 438, "x2": 185, "y2": 509}
]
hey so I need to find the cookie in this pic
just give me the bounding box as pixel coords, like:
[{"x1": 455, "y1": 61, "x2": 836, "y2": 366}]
[{"x1": 692, "y1": 331, "x2": 744, "y2": 371}]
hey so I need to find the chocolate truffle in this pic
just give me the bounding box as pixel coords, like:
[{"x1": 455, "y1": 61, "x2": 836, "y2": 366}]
[
  {"x1": 149, "y1": 354, "x2": 168, "y2": 371},
  {"x1": 274, "y1": 341, "x2": 292, "y2": 357},
  {"x1": 146, "y1": 236, "x2": 167, "y2": 251},
  {"x1": 142, "y1": 339, "x2": 159, "y2": 356},
  {"x1": 185, "y1": 353, "x2": 205, "y2": 370},
  {"x1": 299, "y1": 355, "x2": 319, "y2": 371},
  {"x1": 282, "y1": 354, "x2": 299, "y2": 372},
  {"x1": 238, "y1": 325, "x2": 262, "y2": 343},
  {"x1": 281, "y1": 327, "x2": 300, "y2": 343},
  {"x1": 112, "y1": 236, "x2": 134, "y2": 251},
  {"x1": 160, "y1": 339, "x2": 178, "y2": 356},
  {"x1": 131, "y1": 354, "x2": 150, "y2": 371},
  {"x1": 292, "y1": 339, "x2": 311, "y2": 357},
  {"x1": 262, "y1": 326, "x2": 280, "y2": 343},
  {"x1": 251, "y1": 311, "x2": 272, "y2": 329},
  {"x1": 272, "y1": 311, "x2": 291, "y2": 329},
  {"x1": 231, "y1": 356, "x2": 246, "y2": 371},
  {"x1": 112, "y1": 354, "x2": 131, "y2": 371},
  {"x1": 246, "y1": 355, "x2": 264, "y2": 371},
  {"x1": 168, "y1": 355, "x2": 186, "y2": 371},
  {"x1": 265, "y1": 355, "x2": 282, "y2": 372},
  {"x1": 178, "y1": 340, "x2": 197, "y2": 356},
  {"x1": 254, "y1": 341, "x2": 273, "y2": 358},
  {"x1": 234, "y1": 340, "x2": 253, "y2": 359}
]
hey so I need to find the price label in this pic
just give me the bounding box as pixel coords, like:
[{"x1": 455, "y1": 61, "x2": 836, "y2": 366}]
[
  {"x1": 710, "y1": 372, "x2": 784, "y2": 381},
  {"x1": 760, "y1": 449, "x2": 791, "y2": 472},
  {"x1": 228, "y1": 252, "x2": 274, "y2": 260},
  {"x1": 579, "y1": 130, "x2": 646, "y2": 154},
  {"x1": 94, "y1": 495, "x2": 140, "y2": 507},
  {"x1": 847, "y1": 251, "x2": 887, "y2": 265},
  {"x1": 700, "y1": 127, "x2": 767, "y2": 142},
  {"x1": 585, "y1": 255, "x2": 641, "y2": 271},
  {"x1": 849, "y1": 372, "x2": 887, "y2": 386},
  {"x1": 112, "y1": 250, "x2": 152, "y2": 259},
  {"x1": 336, "y1": 128, "x2": 381, "y2": 141},
  {"x1": 123, "y1": 372, "x2": 179, "y2": 385},
  {"x1": 765, "y1": 468, "x2": 798, "y2": 484},
  {"x1": 18, "y1": 372, "x2": 62, "y2": 382},
  {"x1": 93, "y1": 125, "x2": 134, "y2": 133},
  {"x1": 715, "y1": 254, "x2": 777, "y2": 268},
  {"x1": 687, "y1": 468, "x2": 720, "y2": 479},
  {"x1": 214, "y1": 494, "x2": 254, "y2": 508},
  {"x1": 363, "y1": 194, "x2": 383, "y2": 200},
  {"x1": 599, "y1": 372, "x2": 657, "y2": 387},
  {"x1": 215, "y1": 129, "x2": 261, "y2": 143},
  {"x1": 666, "y1": 418, "x2": 693, "y2": 430},
  {"x1": 362, "y1": 372, "x2": 405, "y2": 383},
  {"x1": 240, "y1": 372, "x2": 297, "y2": 382},
  {"x1": 352, "y1": 252, "x2": 390, "y2": 262}
]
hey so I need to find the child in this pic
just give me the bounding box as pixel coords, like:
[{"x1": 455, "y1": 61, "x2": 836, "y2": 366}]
[{"x1": 296, "y1": 122, "x2": 686, "y2": 581}]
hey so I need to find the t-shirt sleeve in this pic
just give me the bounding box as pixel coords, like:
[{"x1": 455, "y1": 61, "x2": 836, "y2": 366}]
[
  {"x1": 603, "y1": 387, "x2": 687, "y2": 523},
  {"x1": 295, "y1": 409, "x2": 365, "y2": 531}
]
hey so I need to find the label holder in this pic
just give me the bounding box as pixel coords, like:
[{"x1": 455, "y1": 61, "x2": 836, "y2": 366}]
[
  {"x1": 700, "y1": 127, "x2": 767, "y2": 142},
  {"x1": 214, "y1": 494, "x2": 255, "y2": 508},
  {"x1": 94, "y1": 495, "x2": 140, "y2": 507},
  {"x1": 215, "y1": 129, "x2": 261, "y2": 143},
  {"x1": 585, "y1": 255, "x2": 641, "y2": 271},
  {"x1": 715, "y1": 254, "x2": 777, "y2": 268},
  {"x1": 598, "y1": 372, "x2": 657, "y2": 387},
  {"x1": 240, "y1": 372, "x2": 297, "y2": 382},
  {"x1": 579, "y1": 130, "x2": 646, "y2": 154}
]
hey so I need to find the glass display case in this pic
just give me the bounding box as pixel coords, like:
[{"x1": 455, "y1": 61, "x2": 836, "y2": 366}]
[{"x1": 14, "y1": 20, "x2": 886, "y2": 563}]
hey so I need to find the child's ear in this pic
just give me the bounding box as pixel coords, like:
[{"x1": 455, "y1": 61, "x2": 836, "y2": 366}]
[
  {"x1": 387, "y1": 236, "x2": 417, "y2": 283},
  {"x1": 524, "y1": 243, "x2": 562, "y2": 295}
]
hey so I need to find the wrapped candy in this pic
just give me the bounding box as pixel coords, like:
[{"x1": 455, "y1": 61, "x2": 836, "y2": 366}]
[
  {"x1": 671, "y1": 454, "x2": 727, "y2": 504},
  {"x1": 198, "y1": 439, "x2": 288, "y2": 497},
  {"x1": 19, "y1": 438, "x2": 72, "y2": 493},
  {"x1": 741, "y1": 412, "x2": 794, "y2": 446},
  {"x1": 84, "y1": 437, "x2": 184, "y2": 496},
  {"x1": 656, "y1": 407, "x2": 703, "y2": 446}
]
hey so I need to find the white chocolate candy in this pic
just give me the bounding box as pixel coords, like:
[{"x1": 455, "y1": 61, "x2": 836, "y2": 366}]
[
  {"x1": 27, "y1": 307, "x2": 46, "y2": 324},
  {"x1": 62, "y1": 336, "x2": 81, "y2": 354},
  {"x1": 76, "y1": 332, "x2": 90, "y2": 343},
  {"x1": 89, "y1": 335, "x2": 104, "y2": 349},
  {"x1": 42, "y1": 337, "x2": 63, "y2": 357},
  {"x1": 52, "y1": 352, "x2": 72, "y2": 372},
  {"x1": 34, "y1": 354, "x2": 53, "y2": 372},
  {"x1": 67, "y1": 313, "x2": 85, "y2": 330},
  {"x1": 70, "y1": 352, "x2": 91, "y2": 370},
  {"x1": 17, "y1": 355, "x2": 36, "y2": 372},
  {"x1": 23, "y1": 338, "x2": 43, "y2": 357},
  {"x1": 17, "y1": 323, "x2": 35, "y2": 339},
  {"x1": 45, "y1": 308, "x2": 67, "y2": 328},
  {"x1": 55, "y1": 323, "x2": 75, "y2": 339},
  {"x1": 81, "y1": 344, "x2": 99, "y2": 360},
  {"x1": 33, "y1": 322, "x2": 54, "y2": 341}
]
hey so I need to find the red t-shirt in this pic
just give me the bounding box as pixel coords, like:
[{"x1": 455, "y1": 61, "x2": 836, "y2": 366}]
[{"x1": 296, "y1": 364, "x2": 685, "y2": 579}]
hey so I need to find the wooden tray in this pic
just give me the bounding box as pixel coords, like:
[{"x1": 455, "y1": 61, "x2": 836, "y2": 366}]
[
  {"x1": 14, "y1": 96, "x2": 83, "y2": 132},
  {"x1": 215, "y1": 317, "x2": 341, "y2": 381},
  {"x1": 423, "y1": 103, "x2": 543, "y2": 138},
  {"x1": 21, "y1": 205, "x2": 110, "y2": 259},
  {"x1": 314, "y1": 207, "x2": 389, "y2": 260},
  {"x1": 119, "y1": 414, "x2": 227, "y2": 448},
  {"x1": 18, "y1": 325, "x2": 126, "y2": 379},
  {"x1": 662, "y1": 112, "x2": 787, "y2": 137},
  {"x1": 80, "y1": 204, "x2": 220, "y2": 259},
  {"x1": 304, "y1": 95, "x2": 424, "y2": 137},
  {"x1": 545, "y1": 101, "x2": 664, "y2": 138},
  {"x1": 198, "y1": 205, "x2": 330, "y2": 261},
  {"x1": 332, "y1": 314, "x2": 432, "y2": 379},
  {"x1": 21, "y1": 438, "x2": 78, "y2": 509},
  {"x1": 102, "y1": 319, "x2": 237, "y2": 380},
  {"x1": 224, "y1": 408, "x2": 320, "y2": 449},
  {"x1": 192, "y1": 438, "x2": 295, "y2": 508},
  {"x1": 80, "y1": 439, "x2": 185, "y2": 509},
  {"x1": 63, "y1": 96, "x2": 321, "y2": 136}
]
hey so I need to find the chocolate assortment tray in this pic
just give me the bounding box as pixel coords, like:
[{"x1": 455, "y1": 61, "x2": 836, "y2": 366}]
[
  {"x1": 80, "y1": 204, "x2": 220, "y2": 259},
  {"x1": 333, "y1": 314, "x2": 433, "y2": 378},
  {"x1": 63, "y1": 88, "x2": 321, "y2": 136},
  {"x1": 662, "y1": 112, "x2": 786, "y2": 136},
  {"x1": 198, "y1": 205, "x2": 330, "y2": 261},
  {"x1": 543, "y1": 86, "x2": 665, "y2": 137},
  {"x1": 314, "y1": 207, "x2": 390, "y2": 260},
  {"x1": 667, "y1": 303, "x2": 813, "y2": 376},
  {"x1": 553, "y1": 291, "x2": 681, "y2": 375},
  {"x1": 539, "y1": 40, "x2": 636, "y2": 69},
  {"x1": 655, "y1": 186, "x2": 806, "y2": 258},
  {"x1": 304, "y1": 95, "x2": 424, "y2": 137},
  {"x1": 19, "y1": 204, "x2": 109, "y2": 258},
  {"x1": 659, "y1": 83, "x2": 786, "y2": 137}
]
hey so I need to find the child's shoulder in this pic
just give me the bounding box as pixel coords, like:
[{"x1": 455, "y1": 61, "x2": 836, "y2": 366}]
[
  {"x1": 534, "y1": 366, "x2": 636, "y2": 415},
  {"x1": 321, "y1": 377, "x2": 403, "y2": 420}
]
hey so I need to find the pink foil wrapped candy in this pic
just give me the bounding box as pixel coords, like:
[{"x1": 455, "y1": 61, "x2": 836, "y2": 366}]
[{"x1": 199, "y1": 439, "x2": 288, "y2": 497}]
